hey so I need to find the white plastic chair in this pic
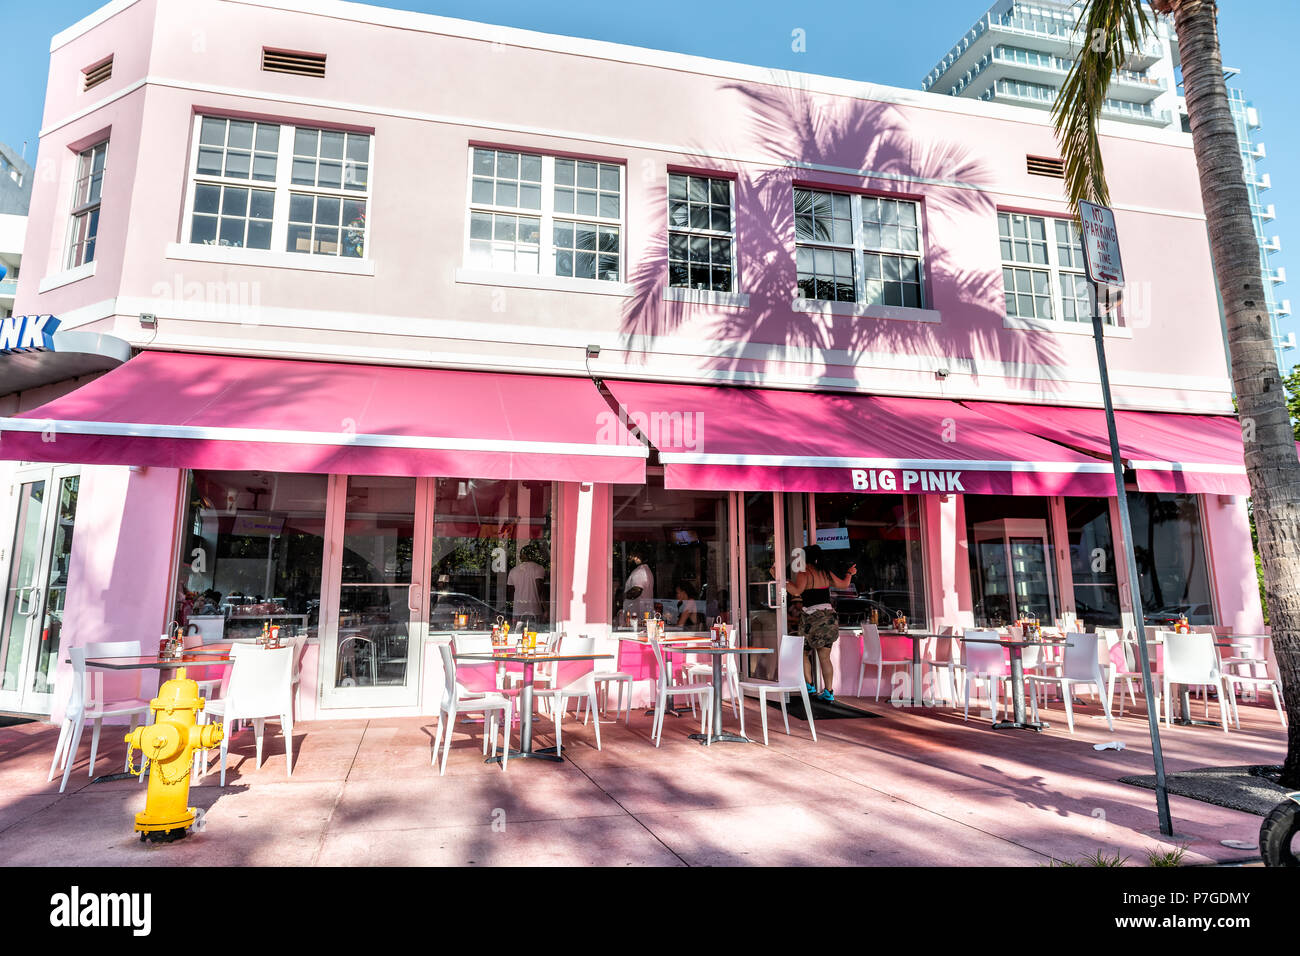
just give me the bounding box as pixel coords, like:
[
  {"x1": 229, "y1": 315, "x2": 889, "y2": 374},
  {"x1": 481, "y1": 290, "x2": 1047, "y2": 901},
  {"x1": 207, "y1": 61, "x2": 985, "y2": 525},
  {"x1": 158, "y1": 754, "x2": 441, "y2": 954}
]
[
  {"x1": 856, "y1": 624, "x2": 910, "y2": 699},
  {"x1": 432, "y1": 642, "x2": 512, "y2": 774},
  {"x1": 289, "y1": 631, "x2": 308, "y2": 718},
  {"x1": 591, "y1": 639, "x2": 635, "y2": 724},
  {"x1": 737, "y1": 633, "x2": 817, "y2": 745},
  {"x1": 48, "y1": 642, "x2": 153, "y2": 793},
  {"x1": 648, "y1": 631, "x2": 712, "y2": 746},
  {"x1": 921, "y1": 625, "x2": 962, "y2": 706},
  {"x1": 962, "y1": 630, "x2": 1010, "y2": 722},
  {"x1": 1159, "y1": 632, "x2": 1230, "y2": 732},
  {"x1": 1027, "y1": 633, "x2": 1114, "y2": 733},
  {"x1": 205, "y1": 644, "x2": 296, "y2": 785},
  {"x1": 1096, "y1": 627, "x2": 1142, "y2": 715},
  {"x1": 1218, "y1": 643, "x2": 1286, "y2": 728},
  {"x1": 534, "y1": 635, "x2": 602, "y2": 753}
]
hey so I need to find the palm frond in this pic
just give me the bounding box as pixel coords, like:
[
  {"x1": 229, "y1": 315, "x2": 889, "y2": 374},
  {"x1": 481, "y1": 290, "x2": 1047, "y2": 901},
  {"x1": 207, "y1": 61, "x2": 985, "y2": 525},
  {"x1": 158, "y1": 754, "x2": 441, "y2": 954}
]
[{"x1": 1051, "y1": 0, "x2": 1152, "y2": 208}]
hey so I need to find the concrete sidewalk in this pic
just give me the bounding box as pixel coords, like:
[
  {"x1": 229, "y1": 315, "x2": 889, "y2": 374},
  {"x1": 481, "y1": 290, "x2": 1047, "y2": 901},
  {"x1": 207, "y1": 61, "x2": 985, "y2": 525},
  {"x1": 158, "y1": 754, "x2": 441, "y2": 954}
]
[{"x1": 0, "y1": 690, "x2": 1284, "y2": 866}]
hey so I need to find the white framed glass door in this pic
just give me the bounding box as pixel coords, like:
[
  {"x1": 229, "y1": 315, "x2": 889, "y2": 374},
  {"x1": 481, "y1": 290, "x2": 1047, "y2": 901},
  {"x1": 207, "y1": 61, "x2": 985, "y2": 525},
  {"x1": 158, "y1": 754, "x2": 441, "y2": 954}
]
[
  {"x1": 971, "y1": 518, "x2": 1058, "y2": 625},
  {"x1": 735, "y1": 491, "x2": 813, "y2": 681},
  {"x1": 318, "y1": 475, "x2": 431, "y2": 709},
  {"x1": 0, "y1": 465, "x2": 80, "y2": 715}
]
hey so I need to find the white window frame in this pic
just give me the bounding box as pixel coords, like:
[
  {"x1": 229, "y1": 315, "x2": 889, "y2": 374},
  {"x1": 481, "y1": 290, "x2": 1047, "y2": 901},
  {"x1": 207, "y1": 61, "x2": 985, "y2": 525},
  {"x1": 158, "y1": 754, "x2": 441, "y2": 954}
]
[
  {"x1": 65, "y1": 140, "x2": 108, "y2": 270},
  {"x1": 998, "y1": 211, "x2": 1119, "y2": 327},
  {"x1": 462, "y1": 147, "x2": 626, "y2": 283},
  {"x1": 793, "y1": 187, "x2": 929, "y2": 309},
  {"x1": 667, "y1": 172, "x2": 737, "y2": 293},
  {"x1": 181, "y1": 115, "x2": 374, "y2": 261}
]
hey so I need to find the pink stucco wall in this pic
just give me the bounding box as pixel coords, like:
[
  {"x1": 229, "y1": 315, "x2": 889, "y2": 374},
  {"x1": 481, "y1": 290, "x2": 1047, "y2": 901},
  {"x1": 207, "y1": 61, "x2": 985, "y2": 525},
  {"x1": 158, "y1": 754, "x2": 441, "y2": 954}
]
[
  {"x1": 48, "y1": 463, "x2": 181, "y2": 724},
  {"x1": 18, "y1": 0, "x2": 1229, "y2": 414}
]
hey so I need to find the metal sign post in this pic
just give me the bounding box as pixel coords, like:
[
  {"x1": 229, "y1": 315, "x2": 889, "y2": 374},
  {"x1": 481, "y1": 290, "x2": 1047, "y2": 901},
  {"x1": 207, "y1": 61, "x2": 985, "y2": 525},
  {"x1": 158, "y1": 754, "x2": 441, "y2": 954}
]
[{"x1": 1079, "y1": 199, "x2": 1174, "y2": 837}]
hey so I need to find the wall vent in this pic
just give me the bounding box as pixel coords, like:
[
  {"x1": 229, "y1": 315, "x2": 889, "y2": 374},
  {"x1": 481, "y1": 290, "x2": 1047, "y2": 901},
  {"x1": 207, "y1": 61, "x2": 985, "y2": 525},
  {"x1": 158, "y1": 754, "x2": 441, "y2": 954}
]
[
  {"x1": 83, "y1": 57, "x2": 113, "y2": 91},
  {"x1": 1026, "y1": 155, "x2": 1065, "y2": 179},
  {"x1": 262, "y1": 48, "x2": 327, "y2": 78}
]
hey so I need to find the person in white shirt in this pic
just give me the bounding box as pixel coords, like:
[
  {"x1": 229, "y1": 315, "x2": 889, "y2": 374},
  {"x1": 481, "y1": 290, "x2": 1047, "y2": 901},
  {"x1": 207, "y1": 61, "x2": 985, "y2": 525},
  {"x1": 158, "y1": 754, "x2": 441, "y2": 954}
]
[
  {"x1": 621, "y1": 548, "x2": 655, "y2": 622},
  {"x1": 507, "y1": 544, "x2": 547, "y2": 621}
]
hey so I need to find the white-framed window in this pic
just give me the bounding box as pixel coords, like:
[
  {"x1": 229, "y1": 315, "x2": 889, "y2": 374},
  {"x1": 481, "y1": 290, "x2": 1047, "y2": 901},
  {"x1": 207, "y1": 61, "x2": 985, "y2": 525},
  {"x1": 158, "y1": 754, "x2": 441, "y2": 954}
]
[
  {"x1": 794, "y1": 188, "x2": 927, "y2": 307},
  {"x1": 184, "y1": 116, "x2": 372, "y2": 258},
  {"x1": 66, "y1": 141, "x2": 107, "y2": 269},
  {"x1": 668, "y1": 173, "x2": 735, "y2": 292},
  {"x1": 465, "y1": 147, "x2": 624, "y2": 282},
  {"x1": 998, "y1": 211, "x2": 1115, "y2": 325}
]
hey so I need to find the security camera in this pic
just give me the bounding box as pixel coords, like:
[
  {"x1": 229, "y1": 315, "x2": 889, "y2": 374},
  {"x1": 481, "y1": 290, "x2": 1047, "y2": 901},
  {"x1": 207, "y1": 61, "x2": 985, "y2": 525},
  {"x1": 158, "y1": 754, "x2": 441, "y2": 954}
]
[
  {"x1": 586, "y1": 344, "x2": 601, "y2": 359},
  {"x1": 935, "y1": 367, "x2": 949, "y2": 379}
]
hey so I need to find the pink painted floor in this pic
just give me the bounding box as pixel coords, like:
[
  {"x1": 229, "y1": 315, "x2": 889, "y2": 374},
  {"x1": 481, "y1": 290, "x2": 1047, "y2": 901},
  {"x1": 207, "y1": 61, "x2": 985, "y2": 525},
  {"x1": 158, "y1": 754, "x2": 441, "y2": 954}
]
[{"x1": 0, "y1": 688, "x2": 1284, "y2": 866}]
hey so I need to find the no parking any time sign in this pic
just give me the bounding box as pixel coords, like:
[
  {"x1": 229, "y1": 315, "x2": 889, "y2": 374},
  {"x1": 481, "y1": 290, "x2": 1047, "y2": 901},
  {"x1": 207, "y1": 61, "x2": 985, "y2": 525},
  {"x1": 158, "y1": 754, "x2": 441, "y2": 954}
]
[{"x1": 1078, "y1": 200, "x2": 1125, "y2": 288}]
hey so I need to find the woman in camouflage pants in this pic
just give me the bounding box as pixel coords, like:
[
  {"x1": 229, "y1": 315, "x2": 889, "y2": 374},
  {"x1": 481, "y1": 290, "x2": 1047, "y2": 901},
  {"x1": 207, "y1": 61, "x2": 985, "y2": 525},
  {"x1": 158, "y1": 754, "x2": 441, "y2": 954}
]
[{"x1": 786, "y1": 545, "x2": 857, "y2": 702}]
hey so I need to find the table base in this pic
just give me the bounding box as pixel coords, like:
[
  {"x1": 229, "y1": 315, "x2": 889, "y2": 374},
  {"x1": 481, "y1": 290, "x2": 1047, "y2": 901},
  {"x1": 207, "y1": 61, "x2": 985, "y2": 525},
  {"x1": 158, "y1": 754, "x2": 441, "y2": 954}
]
[
  {"x1": 688, "y1": 731, "x2": 750, "y2": 745},
  {"x1": 644, "y1": 704, "x2": 691, "y2": 718},
  {"x1": 991, "y1": 719, "x2": 1049, "y2": 732},
  {"x1": 485, "y1": 748, "x2": 564, "y2": 764},
  {"x1": 1171, "y1": 718, "x2": 1222, "y2": 728}
]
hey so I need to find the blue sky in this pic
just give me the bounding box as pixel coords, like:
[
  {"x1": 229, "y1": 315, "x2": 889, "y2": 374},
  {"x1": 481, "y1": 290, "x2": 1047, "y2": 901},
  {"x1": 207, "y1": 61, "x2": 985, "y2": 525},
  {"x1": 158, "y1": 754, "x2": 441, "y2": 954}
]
[{"x1": 5, "y1": 0, "x2": 1298, "y2": 366}]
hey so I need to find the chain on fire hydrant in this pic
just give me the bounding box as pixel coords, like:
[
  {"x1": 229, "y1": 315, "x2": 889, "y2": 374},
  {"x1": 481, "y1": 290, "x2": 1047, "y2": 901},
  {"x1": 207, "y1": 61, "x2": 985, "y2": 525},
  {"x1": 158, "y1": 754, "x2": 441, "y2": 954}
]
[{"x1": 124, "y1": 667, "x2": 223, "y2": 843}]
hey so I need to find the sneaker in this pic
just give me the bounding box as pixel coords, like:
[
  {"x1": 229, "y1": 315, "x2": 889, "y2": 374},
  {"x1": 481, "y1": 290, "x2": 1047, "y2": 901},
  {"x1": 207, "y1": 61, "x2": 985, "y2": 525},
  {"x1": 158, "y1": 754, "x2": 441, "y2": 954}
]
[
  {"x1": 819, "y1": 689, "x2": 836, "y2": 703},
  {"x1": 805, "y1": 682, "x2": 817, "y2": 694}
]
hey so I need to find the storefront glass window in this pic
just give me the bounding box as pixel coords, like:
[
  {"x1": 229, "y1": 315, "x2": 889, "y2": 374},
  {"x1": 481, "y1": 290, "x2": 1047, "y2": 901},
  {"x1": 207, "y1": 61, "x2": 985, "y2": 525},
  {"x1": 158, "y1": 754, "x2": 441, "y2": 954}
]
[
  {"x1": 335, "y1": 476, "x2": 416, "y2": 688},
  {"x1": 965, "y1": 495, "x2": 1060, "y2": 626},
  {"x1": 1127, "y1": 492, "x2": 1214, "y2": 625},
  {"x1": 176, "y1": 471, "x2": 327, "y2": 642},
  {"x1": 811, "y1": 493, "x2": 926, "y2": 628},
  {"x1": 430, "y1": 479, "x2": 553, "y2": 631},
  {"x1": 1065, "y1": 497, "x2": 1120, "y2": 627},
  {"x1": 612, "y1": 480, "x2": 730, "y2": 631}
]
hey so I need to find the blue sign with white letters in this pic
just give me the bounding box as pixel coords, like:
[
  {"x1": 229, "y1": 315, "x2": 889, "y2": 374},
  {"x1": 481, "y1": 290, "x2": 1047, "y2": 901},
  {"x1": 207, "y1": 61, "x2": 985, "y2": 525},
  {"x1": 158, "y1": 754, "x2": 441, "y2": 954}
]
[{"x1": 0, "y1": 315, "x2": 61, "y2": 353}]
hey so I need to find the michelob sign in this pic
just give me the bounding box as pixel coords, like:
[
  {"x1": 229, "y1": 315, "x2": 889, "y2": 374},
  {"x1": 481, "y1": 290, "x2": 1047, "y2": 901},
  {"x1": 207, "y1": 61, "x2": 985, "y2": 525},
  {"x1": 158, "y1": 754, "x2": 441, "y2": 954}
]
[{"x1": 1078, "y1": 200, "x2": 1125, "y2": 288}]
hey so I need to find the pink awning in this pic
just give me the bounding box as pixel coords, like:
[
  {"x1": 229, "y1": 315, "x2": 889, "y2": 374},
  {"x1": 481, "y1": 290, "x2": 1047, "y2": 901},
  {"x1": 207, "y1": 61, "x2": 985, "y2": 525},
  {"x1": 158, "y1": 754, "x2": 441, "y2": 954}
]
[
  {"x1": 964, "y1": 402, "x2": 1250, "y2": 495},
  {"x1": 604, "y1": 380, "x2": 1116, "y2": 496},
  {"x1": 0, "y1": 352, "x2": 647, "y2": 483}
]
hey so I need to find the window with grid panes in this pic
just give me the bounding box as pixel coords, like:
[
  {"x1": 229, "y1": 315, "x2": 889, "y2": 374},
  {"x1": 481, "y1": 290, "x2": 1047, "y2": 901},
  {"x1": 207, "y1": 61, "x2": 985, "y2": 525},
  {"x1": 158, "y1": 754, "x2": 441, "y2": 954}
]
[
  {"x1": 553, "y1": 158, "x2": 622, "y2": 280},
  {"x1": 794, "y1": 188, "x2": 855, "y2": 302},
  {"x1": 466, "y1": 148, "x2": 624, "y2": 281},
  {"x1": 861, "y1": 196, "x2": 923, "y2": 308},
  {"x1": 66, "y1": 141, "x2": 107, "y2": 268},
  {"x1": 795, "y1": 189, "x2": 928, "y2": 307},
  {"x1": 186, "y1": 116, "x2": 372, "y2": 258},
  {"x1": 998, "y1": 212, "x2": 1053, "y2": 320},
  {"x1": 998, "y1": 212, "x2": 1115, "y2": 325},
  {"x1": 668, "y1": 173, "x2": 734, "y2": 292}
]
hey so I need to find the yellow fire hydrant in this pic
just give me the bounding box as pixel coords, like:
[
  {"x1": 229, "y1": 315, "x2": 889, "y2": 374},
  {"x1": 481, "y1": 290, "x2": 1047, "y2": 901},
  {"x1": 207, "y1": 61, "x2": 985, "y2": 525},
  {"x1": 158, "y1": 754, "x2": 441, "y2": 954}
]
[{"x1": 124, "y1": 668, "x2": 223, "y2": 843}]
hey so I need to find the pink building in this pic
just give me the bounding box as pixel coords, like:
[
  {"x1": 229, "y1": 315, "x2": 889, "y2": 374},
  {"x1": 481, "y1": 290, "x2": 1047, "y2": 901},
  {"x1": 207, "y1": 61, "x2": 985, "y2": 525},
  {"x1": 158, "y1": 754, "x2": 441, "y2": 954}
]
[{"x1": 0, "y1": 0, "x2": 1261, "y2": 722}]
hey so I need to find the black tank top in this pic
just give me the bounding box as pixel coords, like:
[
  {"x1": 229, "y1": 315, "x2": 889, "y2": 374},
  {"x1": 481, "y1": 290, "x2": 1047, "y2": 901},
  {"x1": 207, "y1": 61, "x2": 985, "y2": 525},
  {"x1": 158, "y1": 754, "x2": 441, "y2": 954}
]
[
  {"x1": 803, "y1": 587, "x2": 831, "y2": 605},
  {"x1": 803, "y1": 571, "x2": 831, "y2": 606}
]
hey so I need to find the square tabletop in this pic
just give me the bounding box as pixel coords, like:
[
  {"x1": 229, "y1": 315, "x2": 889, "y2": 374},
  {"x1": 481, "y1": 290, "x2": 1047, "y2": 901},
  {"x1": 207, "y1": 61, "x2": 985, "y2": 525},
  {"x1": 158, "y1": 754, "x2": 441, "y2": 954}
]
[
  {"x1": 76, "y1": 646, "x2": 236, "y2": 670},
  {"x1": 454, "y1": 650, "x2": 612, "y2": 664},
  {"x1": 658, "y1": 644, "x2": 772, "y2": 654}
]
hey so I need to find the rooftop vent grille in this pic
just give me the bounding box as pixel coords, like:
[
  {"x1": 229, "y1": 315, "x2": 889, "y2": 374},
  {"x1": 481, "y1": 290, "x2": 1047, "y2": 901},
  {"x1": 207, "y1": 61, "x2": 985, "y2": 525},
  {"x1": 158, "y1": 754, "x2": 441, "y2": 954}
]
[
  {"x1": 262, "y1": 48, "x2": 327, "y2": 78},
  {"x1": 83, "y1": 57, "x2": 113, "y2": 91},
  {"x1": 1027, "y1": 155, "x2": 1065, "y2": 179}
]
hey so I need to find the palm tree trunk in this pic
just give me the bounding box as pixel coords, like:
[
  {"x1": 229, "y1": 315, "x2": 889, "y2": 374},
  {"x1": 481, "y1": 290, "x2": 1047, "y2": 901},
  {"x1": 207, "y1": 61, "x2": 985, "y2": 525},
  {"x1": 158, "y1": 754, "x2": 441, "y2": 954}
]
[{"x1": 1172, "y1": 0, "x2": 1300, "y2": 785}]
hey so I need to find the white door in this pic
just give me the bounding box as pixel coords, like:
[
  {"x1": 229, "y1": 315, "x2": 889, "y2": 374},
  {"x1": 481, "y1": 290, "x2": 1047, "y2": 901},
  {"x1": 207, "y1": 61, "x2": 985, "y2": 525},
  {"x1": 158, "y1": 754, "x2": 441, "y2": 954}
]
[
  {"x1": 0, "y1": 466, "x2": 80, "y2": 715},
  {"x1": 972, "y1": 518, "x2": 1058, "y2": 625},
  {"x1": 318, "y1": 475, "x2": 431, "y2": 709}
]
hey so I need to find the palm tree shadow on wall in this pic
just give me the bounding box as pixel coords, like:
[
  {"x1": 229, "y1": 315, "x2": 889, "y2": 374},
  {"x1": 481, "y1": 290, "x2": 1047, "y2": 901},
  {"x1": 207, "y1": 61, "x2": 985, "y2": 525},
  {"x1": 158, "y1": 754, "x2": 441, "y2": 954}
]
[{"x1": 620, "y1": 79, "x2": 1073, "y2": 396}]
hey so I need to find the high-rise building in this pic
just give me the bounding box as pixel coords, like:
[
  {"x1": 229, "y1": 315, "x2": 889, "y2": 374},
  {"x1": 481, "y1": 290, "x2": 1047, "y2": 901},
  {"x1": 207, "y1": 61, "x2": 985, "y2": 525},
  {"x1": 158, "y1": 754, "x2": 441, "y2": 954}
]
[
  {"x1": 0, "y1": 142, "x2": 31, "y2": 319},
  {"x1": 923, "y1": 1, "x2": 1181, "y2": 130},
  {"x1": 924, "y1": 0, "x2": 1292, "y2": 374}
]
